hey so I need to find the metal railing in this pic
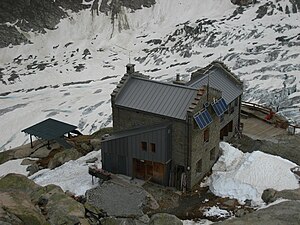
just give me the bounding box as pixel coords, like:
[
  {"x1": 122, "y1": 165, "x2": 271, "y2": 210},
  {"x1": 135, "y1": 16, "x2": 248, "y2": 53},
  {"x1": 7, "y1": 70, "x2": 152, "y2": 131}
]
[{"x1": 241, "y1": 101, "x2": 300, "y2": 134}]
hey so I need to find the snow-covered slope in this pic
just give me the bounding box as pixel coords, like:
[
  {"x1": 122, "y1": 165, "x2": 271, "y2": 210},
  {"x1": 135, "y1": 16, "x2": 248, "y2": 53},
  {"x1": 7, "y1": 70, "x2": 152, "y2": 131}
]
[{"x1": 0, "y1": 0, "x2": 300, "y2": 150}]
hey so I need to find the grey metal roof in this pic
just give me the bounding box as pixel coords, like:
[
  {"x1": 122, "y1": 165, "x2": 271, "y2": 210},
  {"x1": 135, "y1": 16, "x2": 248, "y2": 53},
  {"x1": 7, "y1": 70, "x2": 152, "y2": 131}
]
[
  {"x1": 102, "y1": 123, "x2": 171, "y2": 142},
  {"x1": 115, "y1": 77, "x2": 198, "y2": 120},
  {"x1": 187, "y1": 67, "x2": 243, "y2": 104},
  {"x1": 22, "y1": 118, "x2": 77, "y2": 141}
]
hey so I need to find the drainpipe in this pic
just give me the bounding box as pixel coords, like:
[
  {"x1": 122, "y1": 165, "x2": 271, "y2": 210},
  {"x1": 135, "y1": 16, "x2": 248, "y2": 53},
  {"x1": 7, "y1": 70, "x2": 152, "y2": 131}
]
[
  {"x1": 186, "y1": 112, "x2": 193, "y2": 191},
  {"x1": 238, "y1": 95, "x2": 242, "y2": 132}
]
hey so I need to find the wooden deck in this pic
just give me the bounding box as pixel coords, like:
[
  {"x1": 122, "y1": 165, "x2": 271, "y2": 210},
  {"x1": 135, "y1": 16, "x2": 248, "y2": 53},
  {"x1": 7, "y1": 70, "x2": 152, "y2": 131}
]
[
  {"x1": 240, "y1": 102, "x2": 291, "y2": 141},
  {"x1": 241, "y1": 117, "x2": 288, "y2": 142}
]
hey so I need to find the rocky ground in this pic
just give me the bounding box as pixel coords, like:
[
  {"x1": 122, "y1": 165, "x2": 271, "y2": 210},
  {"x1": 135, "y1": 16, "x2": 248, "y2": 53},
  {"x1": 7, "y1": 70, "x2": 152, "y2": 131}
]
[{"x1": 230, "y1": 133, "x2": 300, "y2": 165}]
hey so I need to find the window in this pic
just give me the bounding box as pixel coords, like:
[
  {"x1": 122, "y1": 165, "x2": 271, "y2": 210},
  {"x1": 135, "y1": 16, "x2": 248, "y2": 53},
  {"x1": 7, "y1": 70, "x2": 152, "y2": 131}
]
[
  {"x1": 204, "y1": 128, "x2": 209, "y2": 143},
  {"x1": 150, "y1": 143, "x2": 156, "y2": 153},
  {"x1": 235, "y1": 98, "x2": 238, "y2": 107},
  {"x1": 230, "y1": 102, "x2": 235, "y2": 114},
  {"x1": 141, "y1": 142, "x2": 147, "y2": 151},
  {"x1": 210, "y1": 148, "x2": 216, "y2": 161},
  {"x1": 196, "y1": 159, "x2": 202, "y2": 173}
]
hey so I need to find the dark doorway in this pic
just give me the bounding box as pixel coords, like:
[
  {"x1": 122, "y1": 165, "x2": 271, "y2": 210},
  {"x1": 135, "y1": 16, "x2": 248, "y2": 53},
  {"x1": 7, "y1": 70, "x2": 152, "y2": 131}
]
[
  {"x1": 133, "y1": 158, "x2": 165, "y2": 185},
  {"x1": 118, "y1": 155, "x2": 127, "y2": 174}
]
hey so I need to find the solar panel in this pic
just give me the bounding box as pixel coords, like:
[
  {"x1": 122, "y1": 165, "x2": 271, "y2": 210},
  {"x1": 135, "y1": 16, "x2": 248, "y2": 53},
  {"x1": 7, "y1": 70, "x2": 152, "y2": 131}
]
[
  {"x1": 194, "y1": 109, "x2": 213, "y2": 129},
  {"x1": 212, "y1": 98, "x2": 228, "y2": 117}
]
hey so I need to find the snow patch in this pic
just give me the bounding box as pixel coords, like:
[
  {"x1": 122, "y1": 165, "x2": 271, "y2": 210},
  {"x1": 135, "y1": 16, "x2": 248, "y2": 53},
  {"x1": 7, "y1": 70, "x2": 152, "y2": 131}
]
[
  {"x1": 209, "y1": 142, "x2": 299, "y2": 205},
  {"x1": 0, "y1": 158, "x2": 28, "y2": 177},
  {"x1": 30, "y1": 150, "x2": 102, "y2": 196},
  {"x1": 203, "y1": 206, "x2": 232, "y2": 218}
]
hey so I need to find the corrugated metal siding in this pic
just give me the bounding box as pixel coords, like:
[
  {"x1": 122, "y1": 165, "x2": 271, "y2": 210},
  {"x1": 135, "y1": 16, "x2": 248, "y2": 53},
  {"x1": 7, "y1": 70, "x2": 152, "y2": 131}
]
[
  {"x1": 188, "y1": 68, "x2": 243, "y2": 104},
  {"x1": 115, "y1": 77, "x2": 198, "y2": 120},
  {"x1": 101, "y1": 124, "x2": 172, "y2": 179}
]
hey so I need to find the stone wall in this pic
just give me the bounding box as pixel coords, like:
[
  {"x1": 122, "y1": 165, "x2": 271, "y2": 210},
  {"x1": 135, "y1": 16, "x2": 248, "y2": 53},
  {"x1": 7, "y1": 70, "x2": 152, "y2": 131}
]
[
  {"x1": 189, "y1": 87, "x2": 222, "y2": 188},
  {"x1": 221, "y1": 95, "x2": 242, "y2": 141}
]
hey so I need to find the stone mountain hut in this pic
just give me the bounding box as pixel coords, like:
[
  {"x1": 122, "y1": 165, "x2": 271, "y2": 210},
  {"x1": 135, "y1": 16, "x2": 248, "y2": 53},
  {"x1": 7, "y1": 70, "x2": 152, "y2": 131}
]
[{"x1": 101, "y1": 61, "x2": 243, "y2": 190}]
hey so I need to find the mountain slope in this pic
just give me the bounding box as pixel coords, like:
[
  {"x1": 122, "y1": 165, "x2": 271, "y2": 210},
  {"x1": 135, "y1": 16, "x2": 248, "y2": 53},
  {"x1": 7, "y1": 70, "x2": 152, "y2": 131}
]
[{"x1": 0, "y1": 0, "x2": 299, "y2": 150}]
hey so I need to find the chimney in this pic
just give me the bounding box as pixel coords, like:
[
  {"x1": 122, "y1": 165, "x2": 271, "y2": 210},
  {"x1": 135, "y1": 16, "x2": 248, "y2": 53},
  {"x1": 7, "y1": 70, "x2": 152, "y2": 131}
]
[
  {"x1": 173, "y1": 74, "x2": 185, "y2": 85},
  {"x1": 126, "y1": 64, "x2": 135, "y2": 74}
]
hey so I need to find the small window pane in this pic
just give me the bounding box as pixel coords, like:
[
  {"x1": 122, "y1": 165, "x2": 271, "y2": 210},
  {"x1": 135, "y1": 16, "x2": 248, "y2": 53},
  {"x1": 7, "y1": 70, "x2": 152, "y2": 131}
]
[
  {"x1": 210, "y1": 148, "x2": 216, "y2": 161},
  {"x1": 204, "y1": 129, "x2": 209, "y2": 143},
  {"x1": 150, "y1": 143, "x2": 156, "y2": 153},
  {"x1": 196, "y1": 159, "x2": 202, "y2": 173},
  {"x1": 141, "y1": 142, "x2": 147, "y2": 151}
]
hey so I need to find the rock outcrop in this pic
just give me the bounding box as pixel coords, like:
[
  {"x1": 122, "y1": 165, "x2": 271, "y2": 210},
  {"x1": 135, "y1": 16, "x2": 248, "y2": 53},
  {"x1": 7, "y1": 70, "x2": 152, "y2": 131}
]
[
  {"x1": 0, "y1": 173, "x2": 89, "y2": 224},
  {"x1": 216, "y1": 200, "x2": 300, "y2": 225},
  {"x1": 0, "y1": 0, "x2": 156, "y2": 48},
  {"x1": 231, "y1": 0, "x2": 257, "y2": 6},
  {"x1": 262, "y1": 188, "x2": 300, "y2": 204},
  {"x1": 47, "y1": 148, "x2": 82, "y2": 169},
  {"x1": 149, "y1": 213, "x2": 183, "y2": 225}
]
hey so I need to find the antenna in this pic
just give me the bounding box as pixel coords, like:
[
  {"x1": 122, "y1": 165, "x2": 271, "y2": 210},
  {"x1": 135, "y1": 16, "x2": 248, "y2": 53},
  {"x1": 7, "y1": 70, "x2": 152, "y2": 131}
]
[
  {"x1": 114, "y1": 44, "x2": 131, "y2": 64},
  {"x1": 129, "y1": 51, "x2": 131, "y2": 64},
  {"x1": 203, "y1": 65, "x2": 214, "y2": 103},
  {"x1": 207, "y1": 72, "x2": 210, "y2": 102}
]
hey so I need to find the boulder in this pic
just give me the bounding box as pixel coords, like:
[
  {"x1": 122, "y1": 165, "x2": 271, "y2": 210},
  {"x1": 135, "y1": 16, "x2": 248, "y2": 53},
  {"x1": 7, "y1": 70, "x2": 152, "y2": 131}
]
[
  {"x1": 275, "y1": 188, "x2": 300, "y2": 201},
  {"x1": 13, "y1": 146, "x2": 35, "y2": 158},
  {"x1": 86, "y1": 182, "x2": 148, "y2": 217},
  {"x1": 137, "y1": 214, "x2": 150, "y2": 224},
  {"x1": 0, "y1": 191, "x2": 48, "y2": 225},
  {"x1": 21, "y1": 158, "x2": 37, "y2": 165},
  {"x1": 31, "y1": 184, "x2": 89, "y2": 224},
  {"x1": 262, "y1": 188, "x2": 300, "y2": 204},
  {"x1": 0, "y1": 173, "x2": 40, "y2": 194},
  {"x1": 223, "y1": 199, "x2": 237, "y2": 207},
  {"x1": 86, "y1": 157, "x2": 98, "y2": 163},
  {"x1": 261, "y1": 188, "x2": 277, "y2": 203},
  {"x1": 84, "y1": 202, "x2": 107, "y2": 217},
  {"x1": 30, "y1": 146, "x2": 52, "y2": 158},
  {"x1": 216, "y1": 201, "x2": 300, "y2": 225},
  {"x1": 90, "y1": 138, "x2": 102, "y2": 150},
  {"x1": 27, "y1": 163, "x2": 40, "y2": 176},
  {"x1": 48, "y1": 148, "x2": 82, "y2": 169},
  {"x1": 46, "y1": 191, "x2": 88, "y2": 225},
  {"x1": 0, "y1": 150, "x2": 15, "y2": 165},
  {"x1": 81, "y1": 143, "x2": 93, "y2": 152},
  {"x1": 0, "y1": 174, "x2": 89, "y2": 224},
  {"x1": 149, "y1": 213, "x2": 183, "y2": 225},
  {"x1": 235, "y1": 209, "x2": 246, "y2": 217}
]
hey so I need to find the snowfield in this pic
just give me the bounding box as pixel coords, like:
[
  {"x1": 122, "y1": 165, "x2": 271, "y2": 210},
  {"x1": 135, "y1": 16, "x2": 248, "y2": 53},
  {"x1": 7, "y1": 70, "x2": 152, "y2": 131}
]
[
  {"x1": 0, "y1": 0, "x2": 300, "y2": 150},
  {"x1": 208, "y1": 142, "x2": 299, "y2": 205}
]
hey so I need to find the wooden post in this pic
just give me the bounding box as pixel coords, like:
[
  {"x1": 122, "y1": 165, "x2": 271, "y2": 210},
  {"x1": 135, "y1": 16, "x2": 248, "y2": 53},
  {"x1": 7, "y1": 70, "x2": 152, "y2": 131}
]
[{"x1": 47, "y1": 141, "x2": 50, "y2": 150}]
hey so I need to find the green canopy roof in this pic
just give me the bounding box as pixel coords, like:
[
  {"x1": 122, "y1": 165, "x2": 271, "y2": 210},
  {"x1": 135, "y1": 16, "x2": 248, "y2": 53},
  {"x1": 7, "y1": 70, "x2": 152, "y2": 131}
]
[{"x1": 22, "y1": 118, "x2": 77, "y2": 140}]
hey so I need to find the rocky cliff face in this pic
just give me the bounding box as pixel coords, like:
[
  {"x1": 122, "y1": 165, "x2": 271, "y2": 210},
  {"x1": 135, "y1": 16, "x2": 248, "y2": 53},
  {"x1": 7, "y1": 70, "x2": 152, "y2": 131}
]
[
  {"x1": 0, "y1": 0, "x2": 91, "y2": 48},
  {"x1": 0, "y1": 0, "x2": 156, "y2": 48}
]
